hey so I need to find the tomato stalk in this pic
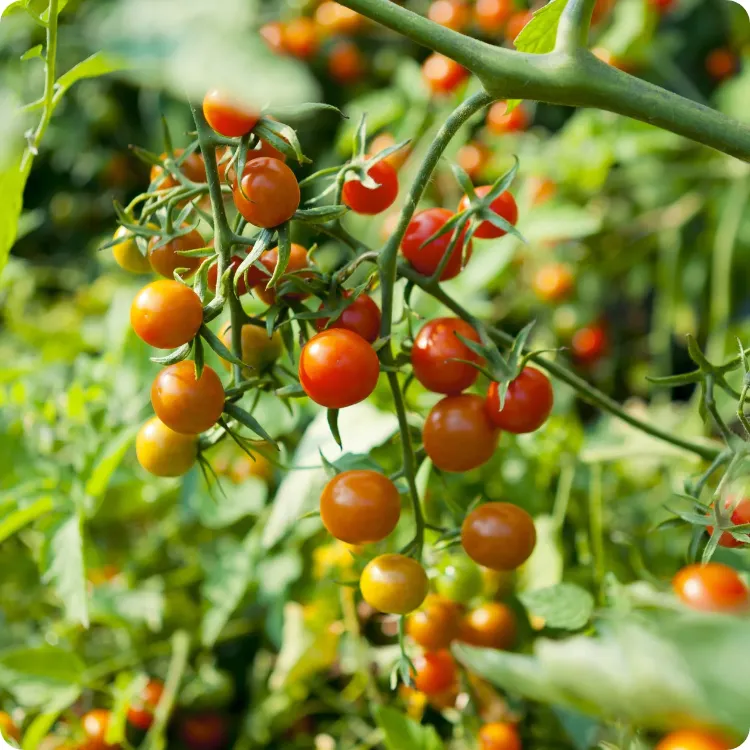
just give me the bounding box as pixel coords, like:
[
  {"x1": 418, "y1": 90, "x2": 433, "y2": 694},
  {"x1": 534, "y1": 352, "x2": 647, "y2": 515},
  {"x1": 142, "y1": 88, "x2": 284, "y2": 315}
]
[{"x1": 554, "y1": 0, "x2": 597, "y2": 53}]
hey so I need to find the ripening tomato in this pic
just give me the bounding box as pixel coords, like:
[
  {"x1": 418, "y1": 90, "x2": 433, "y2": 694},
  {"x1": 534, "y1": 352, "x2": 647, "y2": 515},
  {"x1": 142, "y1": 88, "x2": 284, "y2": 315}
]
[
  {"x1": 316, "y1": 292, "x2": 381, "y2": 343},
  {"x1": 360, "y1": 554, "x2": 429, "y2": 614},
  {"x1": 218, "y1": 321, "x2": 283, "y2": 375},
  {"x1": 320, "y1": 470, "x2": 401, "y2": 544},
  {"x1": 486, "y1": 367, "x2": 554, "y2": 433},
  {"x1": 427, "y1": 0, "x2": 470, "y2": 31},
  {"x1": 148, "y1": 229, "x2": 204, "y2": 279},
  {"x1": 462, "y1": 502, "x2": 537, "y2": 570},
  {"x1": 136, "y1": 417, "x2": 198, "y2": 477},
  {"x1": 315, "y1": 1, "x2": 364, "y2": 35},
  {"x1": 413, "y1": 650, "x2": 457, "y2": 695},
  {"x1": 479, "y1": 722, "x2": 522, "y2": 750},
  {"x1": 532, "y1": 262, "x2": 574, "y2": 302},
  {"x1": 178, "y1": 713, "x2": 228, "y2": 750},
  {"x1": 88, "y1": 564, "x2": 119, "y2": 586},
  {"x1": 434, "y1": 556, "x2": 484, "y2": 603},
  {"x1": 248, "y1": 137, "x2": 287, "y2": 163},
  {"x1": 459, "y1": 602, "x2": 516, "y2": 650},
  {"x1": 487, "y1": 101, "x2": 530, "y2": 134},
  {"x1": 229, "y1": 446, "x2": 274, "y2": 485},
  {"x1": 112, "y1": 226, "x2": 152, "y2": 273},
  {"x1": 0, "y1": 713, "x2": 20, "y2": 743},
  {"x1": 150, "y1": 148, "x2": 207, "y2": 188},
  {"x1": 458, "y1": 185, "x2": 518, "y2": 239},
  {"x1": 299, "y1": 329, "x2": 380, "y2": 409},
  {"x1": 528, "y1": 176, "x2": 557, "y2": 206},
  {"x1": 648, "y1": 0, "x2": 676, "y2": 12},
  {"x1": 407, "y1": 594, "x2": 461, "y2": 651},
  {"x1": 673, "y1": 563, "x2": 749, "y2": 613},
  {"x1": 707, "y1": 495, "x2": 750, "y2": 548},
  {"x1": 370, "y1": 133, "x2": 411, "y2": 170},
  {"x1": 592, "y1": 0, "x2": 614, "y2": 23},
  {"x1": 571, "y1": 323, "x2": 608, "y2": 364},
  {"x1": 151, "y1": 361, "x2": 225, "y2": 435},
  {"x1": 328, "y1": 41, "x2": 366, "y2": 84},
  {"x1": 202, "y1": 90, "x2": 260, "y2": 138},
  {"x1": 207, "y1": 256, "x2": 255, "y2": 296},
  {"x1": 422, "y1": 53, "x2": 469, "y2": 94},
  {"x1": 457, "y1": 142, "x2": 490, "y2": 181},
  {"x1": 342, "y1": 159, "x2": 399, "y2": 215},
  {"x1": 253, "y1": 243, "x2": 311, "y2": 304},
  {"x1": 260, "y1": 21, "x2": 285, "y2": 53},
  {"x1": 127, "y1": 679, "x2": 165, "y2": 732},
  {"x1": 401, "y1": 208, "x2": 473, "y2": 280},
  {"x1": 412, "y1": 317, "x2": 482, "y2": 395},
  {"x1": 130, "y1": 280, "x2": 203, "y2": 349},
  {"x1": 82, "y1": 710, "x2": 115, "y2": 750},
  {"x1": 505, "y1": 10, "x2": 533, "y2": 42},
  {"x1": 232, "y1": 157, "x2": 300, "y2": 228},
  {"x1": 475, "y1": 0, "x2": 513, "y2": 34},
  {"x1": 706, "y1": 48, "x2": 737, "y2": 81},
  {"x1": 655, "y1": 730, "x2": 734, "y2": 750},
  {"x1": 283, "y1": 17, "x2": 319, "y2": 59},
  {"x1": 423, "y1": 394, "x2": 499, "y2": 472}
]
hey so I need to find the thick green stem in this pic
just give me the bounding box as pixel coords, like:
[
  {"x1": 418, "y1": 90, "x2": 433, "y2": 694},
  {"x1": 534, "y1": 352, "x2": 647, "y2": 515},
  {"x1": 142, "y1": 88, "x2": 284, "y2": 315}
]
[{"x1": 555, "y1": 0, "x2": 597, "y2": 53}]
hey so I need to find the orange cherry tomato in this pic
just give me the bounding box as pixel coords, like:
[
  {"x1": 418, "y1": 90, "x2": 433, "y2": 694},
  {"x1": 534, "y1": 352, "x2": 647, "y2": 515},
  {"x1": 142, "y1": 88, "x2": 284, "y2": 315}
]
[
  {"x1": 423, "y1": 394, "x2": 499, "y2": 472},
  {"x1": 706, "y1": 48, "x2": 737, "y2": 81},
  {"x1": 459, "y1": 602, "x2": 516, "y2": 650},
  {"x1": 112, "y1": 226, "x2": 152, "y2": 274},
  {"x1": 475, "y1": 0, "x2": 513, "y2": 34},
  {"x1": 232, "y1": 157, "x2": 300, "y2": 229},
  {"x1": 81, "y1": 709, "x2": 115, "y2": 750},
  {"x1": 413, "y1": 650, "x2": 457, "y2": 695},
  {"x1": 320, "y1": 470, "x2": 401, "y2": 544},
  {"x1": 148, "y1": 229, "x2": 204, "y2": 279},
  {"x1": 487, "y1": 101, "x2": 530, "y2": 134},
  {"x1": 248, "y1": 137, "x2": 287, "y2": 163},
  {"x1": 136, "y1": 417, "x2": 198, "y2": 477},
  {"x1": 427, "y1": 0, "x2": 470, "y2": 31},
  {"x1": 299, "y1": 329, "x2": 380, "y2": 409},
  {"x1": 253, "y1": 243, "x2": 310, "y2": 304},
  {"x1": 655, "y1": 730, "x2": 734, "y2": 750},
  {"x1": 178, "y1": 713, "x2": 228, "y2": 750},
  {"x1": 673, "y1": 563, "x2": 749, "y2": 613},
  {"x1": 151, "y1": 361, "x2": 225, "y2": 435},
  {"x1": 422, "y1": 53, "x2": 469, "y2": 94},
  {"x1": 207, "y1": 256, "x2": 255, "y2": 296},
  {"x1": 316, "y1": 292, "x2": 381, "y2": 343},
  {"x1": 528, "y1": 176, "x2": 557, "y2": 206},
  {"x1": 571, "y1": 323, "x2": 608, "y2": 364},
  {"x1": 315, "y1": 1, "x2": 364, "y2": 35},
  {"x1": 479, "y1": 722, "x2": 522, "y2": 750},
  {"x1": 343, "y1": 159, "x2": 399, "y2": 215},
  {"x1": 457, "y1": 142, "x2": 490, "y2": 182},
  {"x1": 411, "y1": 317, "x2": 483, "y2": 395},
  {"x1": 127, "y1": 679, "x2": 165, "y2": 732},
  {"x1": 218, "y1": 321, "x2": 283, "y2": 375},
  {"x1": 202, "y1": 90, "x2": 260, "y2": 138},
  {"x1": 130, "y1": 280, "x2": 203, "y2": 349},
  {"x1": 458, "y1": 185, "x2": 518, "y2": 239},
  {"x1": 283, "y1": 17, "x2": 319, "y2": 60},
  {"x1": 0, "y1": 712, "x2": 20, "y2": 743},
  {"x1": 260, "y1": 21, "x2": 286, "y2": 53},
  {"x1": 150, "y1": 149, "x2": 207, "y2": 188},
  {"x1": 370, "y1": 133, "x2": 411, "y2": 170},
  {"x1": 486, "y1": 367, "x2": 554, "y2": 433},
  {"x1": 328, "y1": 41, "x2": 366, "y2": 85},
  {"x1": 360, "y1": 554, "x2": 429, "y2": 614},
  {"x1": 532, "y1": 262, "x2": 574, "y2": 302},
  {"x1": 707, "y1": 495, "x2": 750, "y2": 548},
  {"x1": 505, "y1": 10, "x2": 533, "y2": 42},
  {"x1": 462, "y1": 502, "x2": 537, "y2": 570},
  {"x1": 407, "y1": 594, "x2": 461, "y2": 651}
]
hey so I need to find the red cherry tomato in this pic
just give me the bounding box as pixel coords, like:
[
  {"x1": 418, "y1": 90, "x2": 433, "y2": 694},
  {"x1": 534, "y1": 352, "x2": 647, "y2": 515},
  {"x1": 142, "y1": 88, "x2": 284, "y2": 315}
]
[
  {"x1": 459, "y1": 602, "x2": 516, "y2": 650},
  {"x1": 360, "y1": 554, "x2": 429, "y2": 614},
  {"x1": 412, "y1": 317, "x2": 482, "y2": 395},
  {"x1": 428, "y1": 0, "x2": 470, "y2": 31},
  {"x1": 407, "y1": 595, "x2": 461, "y2": 651},
  {"x1": 232, "y1": 157, "x2": 300, "y2": 228},
  {"x1": 673, "y1": 563, "x2": 749, "y2": 613},
  {"x1": 283, "y1": 17, "x2": 319, "y2": 60},
  {"x1": 328, "y1": 41, "x2": 366, "y2": 85},
  {"x1": 254, "y1": 243, "x2": 311, "y2": 304},
  {"x1": 320, "y1": 470, "x2": 401, "y2": 544},
  {"x1": 401, "y1": 208, "x2": 473, "y2": 281},
  {"x1": 299, "y1": 329, "x2": 380, "y2": 409},
  {"x1": 316, "y1": 292, "x2": 381, "y2": 343},
  {"x1": 127, "y1": 679, "x2": 165, "y2": 732},
  {"x1": 422, "y1": 53, "x2": 469, "y2": 94},
  {"x1": 202, "y1": 90, "x2": 260, "y2": 138},
  {"x1": 486, "y1": 367, "x2": 554, "y2": 433},
  {"x1": 413, "y1": 650, "x2": 457, "y2": 695},
  {"x1": 148, "y1": 229, "x2": 204, "y2": 279},
  {"x1": 572, "y1": 323, "x2": 608, "y2": 364},
  {"x1": 462, "y1": 502, "x2": 537, "y2": 570},
  {"x1": 505, "y1": 10, "x2": 533, "y2": 42},
  {"x1": 151, "y1": 361, "x2": 225, "y2": 435},
  {"x1": 655, "y1": 730, "x2": 734, "y2": 750},
  {"x1": 370, "y1": 133, "x2": 411, "y2": 170},
  {"x1": 130, "y1": 280, "x2": 203, "y2": 349},
  {"x1": 207, "y1": 256, "x2": 257, "y2": 296},
  {"x1": 150, "y1": 149, "x2": 207, "y2": 188},
  {"x1": 343, "y1": 159, "x2": 399, "y2": 215},
  {"x1": 648, "y1": 0, "x2": 676, "y2": 12},
  {"x1": 706, "y1": 48, "x2": 737, "y2": 81},
  {"x1": 479, "y1": 722, "x2": 522, "y2": 750},
  {"x1": 707, "y1": 495, "x2": 750, "y2": 548},
  {"x1": 423, "y1": 394, "x2": 499, "y2": 472},
  {"x1": 475, "y1": 0, "x2": 513, "y2": 34},
  {"x1": 136, "y1": 417, "x2": 198, "y2": 477},
  {"x1": 458, "y1": 185, "x2": 518, "y2": 240},
  {"x1": 81, "y1": 710, "x2": 115, "y2": 750},
  {"x1": 487, "y1": 101, "x2": 530, "y2": 134},
  {"x1": 178, "y1": 713, "x2": 228, "y2": 750},
  {"x1": 532, "y1": 262, "x2": 574, "y2": 302},
  {"x1": 315, "y1": 2, "x2": 364, "y2": 35}
]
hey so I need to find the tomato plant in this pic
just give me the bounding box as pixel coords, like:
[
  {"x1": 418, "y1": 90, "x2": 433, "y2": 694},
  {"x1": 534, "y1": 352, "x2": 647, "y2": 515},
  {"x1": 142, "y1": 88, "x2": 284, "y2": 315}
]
[
  {"x1": 342, "y1": 159, "x2": 399, "y2": 215},
  {"x1": 232, "y1": 158, "x2": 301, "y2": 228},
  {"x1": 486, "y1": 367, "x2": 554, "y2": 433},
  {"x1": 315, "y1": 292, "x2": 381, "y2": 343},
  {"x1": 202, "y1": 90, "x2": 260, "y2": 138},
  {"x1": 401, "y1": 208, "x2": 472, "y2": 280},
  {"x1": 673, "y1": 564, "x2": 749, "y2": 613},
  {"x1": 462, "y1": 503, "x2": 537, "y2": 570},
  {"x1": 406, "y1": 594, "x2": 461, "y2": 651},
  {"x1": 130, "y1": 280, "x2": 204, "y2": 350},
  {"x1": 360, "y1": 554, "x2": 429, "y2": 614},
  {"x1": 135, "y1": 416, "x2": 198, "y2": 477}
]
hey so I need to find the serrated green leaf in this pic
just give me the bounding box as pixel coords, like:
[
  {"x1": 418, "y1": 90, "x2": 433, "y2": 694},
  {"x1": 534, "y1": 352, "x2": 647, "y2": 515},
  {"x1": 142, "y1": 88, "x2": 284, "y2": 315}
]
[{"x1": 519, "y1": 583, "x2": 595, "y2": 630}]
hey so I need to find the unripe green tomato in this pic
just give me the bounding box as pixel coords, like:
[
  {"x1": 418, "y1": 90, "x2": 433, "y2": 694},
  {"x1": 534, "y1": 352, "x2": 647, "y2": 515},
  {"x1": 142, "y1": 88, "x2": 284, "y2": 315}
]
[
  {"x1": 434, "y1": 555, "x2": 484, "y2": 604},
  {"x1": 219, "y1": 322, "x2": 283, "y2": 376}
]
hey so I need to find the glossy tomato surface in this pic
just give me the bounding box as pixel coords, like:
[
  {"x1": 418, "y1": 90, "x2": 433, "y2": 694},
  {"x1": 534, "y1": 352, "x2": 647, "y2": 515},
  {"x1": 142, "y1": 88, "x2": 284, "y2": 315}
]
[
  {"x1": 458, "y1": 185, "x2": 518, "y2": 240},
  {"x1": 232, "y1": 157, "x2": 300, "y2": 228},
  {"x1": 203, "y1": 89, "x2": 260, "y2": 137},
  {"x1": 402, "y1": 208, "x2": 472, "y2": 281},
  {"x1": 342, "y1": 159, "x2": 398, "y2": 215},
  {"x1": 673, "y1": 563, "x2": 749, "y2": 613},
  {"x1": 136, "y1": 417, "x2": 198, "y2": 477},
  {"x1": 316, "y1": 293, "x2": 381, "y2": 343},
  {"x1": 413, "y1": 650, "x2": 457, "y2": 695},
  {"x1": 112, "y1": 226, "x2": 152, "y2": 273},
  {"x1": 407, "y1": 594, "x2": 461, "y2": 651},
  {"x1": 655, "y1": 730, "x2": 734, "y2": 750},
  {"x1": 461, "y1": 502, "x2": 537, "y2": 570},
  {"x1": 479, "y1": 722, "x2": 522, "y2": 750},
  {"x1": 459, "y1": 602, "x2": 516, "y2": 650},
  {"x1": 148, "y1": 230, "x2": 204, "y2": 279},
  {"x1": 485, "y1": 367, "x2": 554, "y2": 433},
  {"x1": 130, "y1": 280, "x2": 203, "y2": 349},
  {"x1": 360, "y1": 554, "x2": 429, "y2": 614},
  {"x1": 218, "y1": 322, "x2": 283, "y2": 375}
]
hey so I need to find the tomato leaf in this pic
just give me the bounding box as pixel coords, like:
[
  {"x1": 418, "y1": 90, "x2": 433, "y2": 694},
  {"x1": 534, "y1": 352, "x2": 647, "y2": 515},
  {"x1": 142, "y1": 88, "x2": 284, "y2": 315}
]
[
  {"x1": 0, "y1": 157, "x2": 27, "y2": 278},
  {"x1": 327, "y1": 408, "x2": 342, "y2": 449},
  {"x1": 55, "y1": 52, "x2": 125, "y2": 94},
  {"x1": 373, "y1": 706, "x2": 443, "y2": 750},
  {"x1": 514, "y1": 0, "x2": 568, "y2": 54},
  {"x1": 21, "y1": 688, "x2": 82, "y2": 750},
  {"x1": 293, "y1": 205, "x2": 350, "y2": 224},
  {"x1": 519, "y1": 583, "x2": 595, "y2": 630},
  {"x1": 84, "y1": 425, "x2": 139, "y2": 507},
  {"x1": 0, "y1": 495, "x2": 55, "y2": 544},
  {"x1": 223, "y1": 402, "x2": 275, "y2": 444}
]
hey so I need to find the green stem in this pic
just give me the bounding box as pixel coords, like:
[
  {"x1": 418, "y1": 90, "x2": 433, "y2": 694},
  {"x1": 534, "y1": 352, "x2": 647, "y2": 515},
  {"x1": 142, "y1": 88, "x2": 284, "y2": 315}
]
[
  {"x1": 555, "y1": 0, "x2": 597, "y2": 53},
  {"x1": 651, "y1": 229, "x2": 680, "y2": 402},
  {"x1": 589, "y1": 463, "x2": 605, "y2": 594}
]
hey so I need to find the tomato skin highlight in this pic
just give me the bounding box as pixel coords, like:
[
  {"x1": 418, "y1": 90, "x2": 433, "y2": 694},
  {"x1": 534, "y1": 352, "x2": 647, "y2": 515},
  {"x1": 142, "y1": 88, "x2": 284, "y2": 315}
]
[
  {"x1": 462, "y1": 502, "x2": 537, "y2": 570},
  {"x1": 407, "y1": 594, "x2": 461, "y2": 651},
  {"x1": 202, "y1": 90, "x2": 260, "y2": 138},
  {"x1": 401, "y1": 208, "x2": 473, "y2": 281},
  {"x1": 148, "y1": 229, "x2": 204, "y2": 279},
  {"x1": 434, "y1": 556, "x2": 484, "y2": 604},
  {"x1": 130, "y1": 280, "x2": 203, "y2": 349},
  {"x1": 179, "y1": 713, "x2": 228, "y2": 750},
  {"x1": 328, "y1": 41, "x2": 366, "y2": 85},
  {"x1": 655, "y1": 730, "x2": 734, "y2": 750},
  {"x1": 428, "y1": 0, "x2": 470, "y2": 31},
  {"x1": 112, "y1": 226, "x2": 152, "y2": 273},
  {"x1": 218, "y1": 321, "x2": 283, "y2": 375},
  {"x1": 412, "y1": 317, "x2": 482, "y2": 395},
  {"x1": 254, "y1": 243, "x2": 310, "y2": 305},
  {"x1": 413, "y1": 650, "x2": 457, "y2": 695},
  {"x1": 572, "y1": 323, "x2": 608, "y2": 364},
  {"x1": 136, "y1": 417, "x2": 198, "y2": 477},
  {"x1": 127, "y1": 679, "x2": 165, "y2": 732},
  {"x1": 672, "y1": 563, "x2": 749, "y2": 613},
  {"x1": 706, "y1": 495, "x2": 750, "y2": 548},
  {"x1": 232, "y1": 157, "x2": 300, "y2": 229},
  {"x1": 475, "y1": 0, "x2": 513, "y2": 33},
  {"x1": 485, "y1": 367, "x2": 554, "y2": 433},
  {"x1": 458, "y1": 185, "x2": 518, "y2": 239},
  {"x1": 422, "y1": 53, "x2": 469, "y2": 94},
  {"x1": 457, "y1": 142, "x2": 490, "y2": 181},
  {"x1": 479, "y1": 722, "x2": 522, "y2": 750},
  {"x1": 151, "y1": 361, "x2": 225, "y2": 435},
  {"x1": 299, "y1": 329, "x2": 380, "y2": 409},
  {"x1": 283, "y1": 17, "x2": 319, "y2": 60},
  {"x1": 706, "y1": 48, "x2": 737, "y2": 81},
  {"x1": 459, "y1": 602, "x2": 516, "y2": 650},
  {"x1": 316, "y1": 293, "x2": 381, "y2": 343},
  {"x1": 82, "y1": 710, "x2": 116, "y2": 750},
  {"x1": 315, "y1": 1, "x2": 364, "y2": 35},
  {"x1": 423, "y1": 394, "x2": 499, "y2": 472},
  {"x1": 342, "y1": 159, "x2": 399, "y2": 215},
  {"x1": 360, "y1": 553, "x2": 429, "y2": 614},
  {"x1": 532, "y1": 262, "x2": 574, "y2": 302},
  {"x1": 320, "y1": 470, "x2": 401, "y2": 544},
  {"x1": 487, "y1": 101, "x2": 530, "y2": 135}
]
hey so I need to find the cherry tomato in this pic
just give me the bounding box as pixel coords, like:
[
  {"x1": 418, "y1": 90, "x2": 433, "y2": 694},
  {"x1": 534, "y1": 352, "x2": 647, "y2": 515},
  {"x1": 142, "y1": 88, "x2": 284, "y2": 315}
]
[
  {"x1": 505, "y1": 10, "x2": 533, "y2": 42},
  {"x1": 88, "y1": 564, "x2": 119, "y2": 586},
  {"x1": 571, "y1": 323, "x2": 608, "y2": 364},
  {"x1": 253, "y1": 243, "x2": 310, "y2": 304},
  {"x1": 150, "y1": 149, "x2": 207, "y2": 188},
  {"x1": 487, "y1": 101, "x2": 530, "y2": 134},
  {"x1": 458, "y1": 185, "x2": 518, "y2": 240},
  {"x1": 232, "y1": 157, "x2": 300, "y2": 229},
  {"x1": 130, "y1": 280, "x2": 203, "y2": 349},
  {"x1": 422, "y1": 53, "x2": 469, "y2": 94},
  {"x1": 320, "y1": 470, "x2": 401, "y2": 544},
  {"x1": 479, "y1": 722, "x2": 522, "y2": 750},
  {"x1": 260, "y1": 21, "x2": 286, "y2": 53},
  {"x1": 707, "y1": 495, "x2": 750, "y2": 548},
  {"x1": 672, "y1": 563, "x2": 749, "y2": 613},
  {"x1": 342, "y1": 159, "x2": 399, "y2": 215},
  {"x1": 592, "y1": 47, "x2": 631, "y2": 72},
  {"x1": 423, "y1": 394, "x2": 499, "y2": 472},
  {"x1": 151, "y1": 361, "x2": 225, "y2": 435},
  {"x1": 178, "y1": 713, "x2": 228, "y2": 750},
  {"x1": 112, "y1": 226, "x2": 152, "y2": 274},
  {"x1": 457, "y1": 142, "x2": 490, "y2": 182},
  {"x1": 360, "y1": 554, "x2": 429, "y2": 614},
  {"x1": 207, "y1": 256, "x2": 255, "y2": 296},
  {"x1": 218, "y1": 321, "x2": 283, "y2": 375},
  {"x1": 528, "y1": 176, "x2": 557, "y2": 206},
  {"x1": 706, "y1": 48, "x2": 737, "y2": 81},
  {"x1": 655, "y1": 730, "x2": 734, "y2": 750},
  {"x1": 592, "y1": 0, "x2": 614, "y2": 23},
  {"x1": 434, "y1": 555, "x2": 484, "y2": 603},
  {"x1": 0, "y1": 713, "x2": 20, "y2": 743},
  {"x1": 413, "y1": 650, "x2": 457, "y2": 695},
  {"x1": 127, "y1": 679, "x2": 165, "y2": 732},
  {"x1": 459, "y1": 602, "x2": 516, "y2": 650},
  {"x1": 532, "y1": 262, "x2": 573, "y2": 302},
  {"x1": 407, "y1": 594, "x2": 461, "y2": 651},
  {"x1": 316, "y1": 292, "x2": 381, "y2": 343},
  {"x1": 249, "y1": 137, "x2": 287, "y2": 163},
  {"x1": 81, "y1": 710, "x2": 115, "y2": 750},
  {"x1": 427, "y1": 0, "x2": 470, "y2": 31},
  {"x1": 475, "y1": 0, "x2": 513, "y2": 34},
  {"x1": 299, "y1": 329, "x2": 380, "y2": 409},
  {"x1": 148, "y1": 229, "x2": 204, "y2": 279},
  {"x1": 283, "y1": 17, "x2": 319, "y2": 60},
  {"x1": 412, "y1": 317, "x2": 482, "y2": 395},
  {"x1": 136, "y1": 417, "x2": 198, "y2": 477},
  {"x1": 462, "y1": 502, "x2": 537, "y2": 570},
  {"x1": 328, "y1": 41, "x2": 366, "y2": 85},
  {"x1": 202, "y1": 90, "x2": 260, "y2": 138},
  {"x1": 486, "y1": 367, "x2": 554, "y2": 433},
  {"x1": 229, "y1": 446, "x2": 274, "y2": 484},
  {"x1": 315, "y1": 1, "x2": 364, "y2": 35},
  {"x1": 370, "y1": 133, "x2": 411, "y2": 170},
  {"x1": 401, "y1": 208, "x2": 473, "y2": 281}
]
